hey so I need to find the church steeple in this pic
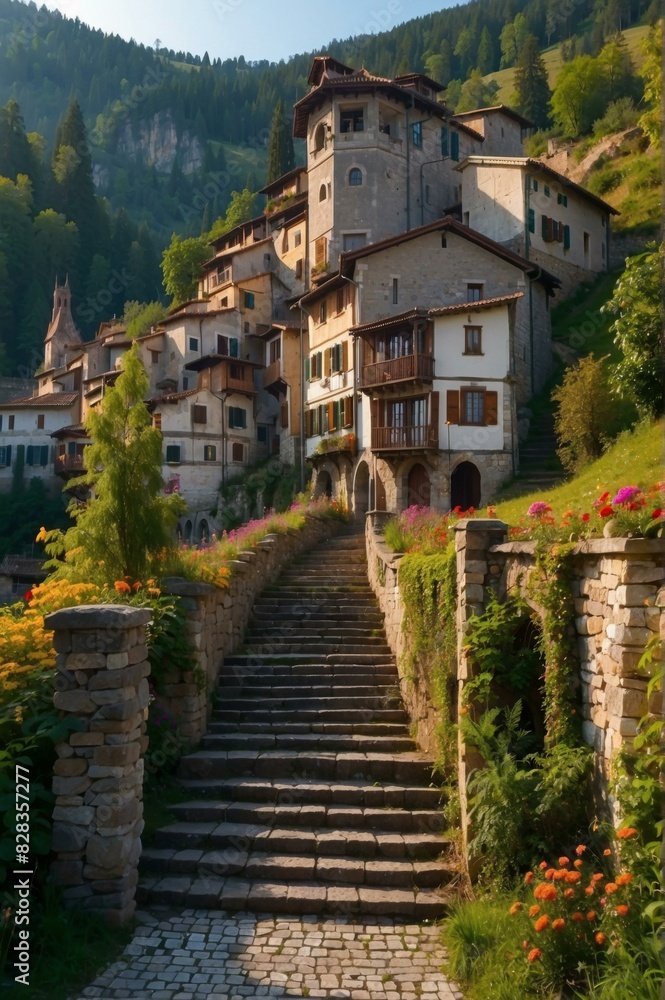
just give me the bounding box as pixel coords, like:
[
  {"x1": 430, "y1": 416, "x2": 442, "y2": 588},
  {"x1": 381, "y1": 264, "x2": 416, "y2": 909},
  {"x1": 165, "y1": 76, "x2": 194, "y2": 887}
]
[
  {"x1": 51, "y1": 276, "x2": 72, "y2": 325},
  {"x1": 44, "y1": 276, "x2": 81, "y2": 372}
]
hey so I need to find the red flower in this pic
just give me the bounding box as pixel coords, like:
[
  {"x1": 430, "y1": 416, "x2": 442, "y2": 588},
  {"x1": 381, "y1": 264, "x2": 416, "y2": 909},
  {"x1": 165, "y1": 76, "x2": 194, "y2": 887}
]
[
  {"x1": 599, "y1": 505, "x2": 614, "y2": 518},
  {"x1": 581, "y1": 512, "x2": 590, "y2": 522},
  {"x1": 652, "y1": 508, "x2": 663, "y2": 518},
  {"x1": 23, "y1": 590, "x2": 33, "y2": 602}
]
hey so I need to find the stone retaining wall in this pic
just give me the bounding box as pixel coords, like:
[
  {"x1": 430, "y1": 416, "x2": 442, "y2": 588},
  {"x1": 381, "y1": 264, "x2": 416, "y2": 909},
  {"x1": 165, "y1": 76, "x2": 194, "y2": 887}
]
[{"x1": 158, "y1": 514, "x2": 343, "y2": 745}]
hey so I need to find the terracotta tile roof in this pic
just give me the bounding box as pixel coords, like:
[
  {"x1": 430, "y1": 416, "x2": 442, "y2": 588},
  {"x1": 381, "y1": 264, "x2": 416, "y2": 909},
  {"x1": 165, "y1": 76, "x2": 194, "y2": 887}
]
[
  {"x1": 428, "y1": 292, "x2": 524, "y2": 315},
  {"x1": 149, "y1": 389, "x2": 199, "y2": 405},
  {"x1": 0, "y1": 392, "x2": 79, "y2": 409}
]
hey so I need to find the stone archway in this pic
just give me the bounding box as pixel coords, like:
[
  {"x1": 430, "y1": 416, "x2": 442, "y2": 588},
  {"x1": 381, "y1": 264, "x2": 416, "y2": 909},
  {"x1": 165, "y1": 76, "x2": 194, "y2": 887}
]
[
  {"x1": 315, "y1": 469, "x2": 333, "y2": 499},
  {"x1": 198, "y1": 519, "x2": 210, "y2": 544},
  {"x1": 353, "y1": 461, "x2": 370, "y2": 521},
  {"x1": 451, "y1": 460, "x2": 481, "y2": 511},
  {"x1": 183, "y1": 520, "x2": 193, "y2": 543},
  {"x1": 407, "y1": 463, "x2": 431, "y2": 508}
]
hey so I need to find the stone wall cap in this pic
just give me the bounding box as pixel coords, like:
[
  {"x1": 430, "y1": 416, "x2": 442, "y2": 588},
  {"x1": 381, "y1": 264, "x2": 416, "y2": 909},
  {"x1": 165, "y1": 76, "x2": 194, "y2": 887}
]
[
  {"x1": 491, "y1": 538, "x2": 662, "y2": 556},
  {"x1": 162, "y1": 577, "x2": 216, "y2": 596},
  {"x1": 491, "y1": 541, "x2": 537, "y2": 554},
  {"x1": 45, "y1": 604, "x2": 152, "y2": 630},
  {"x1": 455, "y1": 518, "x2": 509, "y2": 531}
]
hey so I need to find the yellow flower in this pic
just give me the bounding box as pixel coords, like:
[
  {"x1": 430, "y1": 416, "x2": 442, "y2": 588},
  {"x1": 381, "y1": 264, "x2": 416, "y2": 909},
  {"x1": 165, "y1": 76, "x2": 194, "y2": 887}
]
[{"x1": 35, "y1": 526, "x2": 48, "y2": 543}]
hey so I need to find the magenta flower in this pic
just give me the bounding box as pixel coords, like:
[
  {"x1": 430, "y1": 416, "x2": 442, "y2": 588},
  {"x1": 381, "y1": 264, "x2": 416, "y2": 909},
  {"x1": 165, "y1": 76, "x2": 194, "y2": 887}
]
[
  {"x1": 611, "y1": 486, "x2": 641, "y2": 506},
  {"x1": 527, "y1": 501, "x2": 552, "y2": 517}
]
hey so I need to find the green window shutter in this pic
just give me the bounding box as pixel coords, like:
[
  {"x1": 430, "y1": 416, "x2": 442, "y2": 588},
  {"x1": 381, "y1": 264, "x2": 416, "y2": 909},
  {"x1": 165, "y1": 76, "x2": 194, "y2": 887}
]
[
  {"x1": 563, "y1": 225, "x2": 571, "y2": 250},
  {"x1": 41, "y1": 445, "x2": 49, "y2": 466},
  {"x1": 230, "y1": 338, "x2": 239, "y2": 358},
  {"x1": 441, "y1": 126, "x2": 449, "y2": 157},
  {"x1": 528, "y1": 208, "x2": 535, "y2": 233},
  {"x1": 305, "y1": 356, "x2": 310, "y2": 381},
  {"x1": 333, "y1": 400, "x2": 340, "y2": 430},
  {"x1": 26, "y1": 445, "x2": 34, "y2": 466},
  {"x1": 450, "y1": 131, "x2": 459, "y2": 162},
  {"x1": 541, "y1": 214, "x2": 548, "y2": 239}
]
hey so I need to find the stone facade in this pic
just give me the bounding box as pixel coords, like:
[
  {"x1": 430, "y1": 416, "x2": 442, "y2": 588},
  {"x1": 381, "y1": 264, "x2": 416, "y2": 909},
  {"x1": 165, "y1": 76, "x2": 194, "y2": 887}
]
[{"x1": 45, "y1": 605, "x2": 152, "y2": 927}]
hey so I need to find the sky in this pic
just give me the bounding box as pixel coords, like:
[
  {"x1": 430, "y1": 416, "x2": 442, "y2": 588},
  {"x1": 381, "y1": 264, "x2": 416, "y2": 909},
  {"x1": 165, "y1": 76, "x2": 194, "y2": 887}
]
[{"x1": 42, "y1": 0, "x2": 451, "y2": 63}]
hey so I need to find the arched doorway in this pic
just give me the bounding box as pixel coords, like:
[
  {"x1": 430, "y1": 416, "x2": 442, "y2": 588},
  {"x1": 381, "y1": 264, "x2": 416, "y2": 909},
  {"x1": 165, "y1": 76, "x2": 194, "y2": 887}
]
[
  {"x1": 198, "y1": 519, "x2": 210, "y2": 545},
  {"x1": 375, "y1": 472, "x2": 386, "y2": 512},
  {"x1": 451, "y1": 461, "x2": 481, "y2": 511},
  {"x1": 315, "y1": 469, "x2": 333, "y2": 499},
  {"x1": 407, "y1": 463, "x2": 431, "y2": 508},
  {"x1": 353, "y1": 461, "x2": 370, "y2": 521},
  {"x1": 184, "y1": 520, "x2": 193, "y2": 543}
]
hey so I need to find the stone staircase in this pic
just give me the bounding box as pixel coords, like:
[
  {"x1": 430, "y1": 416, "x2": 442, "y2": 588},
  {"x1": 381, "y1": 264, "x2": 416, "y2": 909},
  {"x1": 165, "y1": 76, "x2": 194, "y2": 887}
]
[
  {"x1": 139, "y1": 530, "x2": 456, "y2": 918},
  {"x1": 518, "y1": 412, "x2": 566, "y2": 491}
]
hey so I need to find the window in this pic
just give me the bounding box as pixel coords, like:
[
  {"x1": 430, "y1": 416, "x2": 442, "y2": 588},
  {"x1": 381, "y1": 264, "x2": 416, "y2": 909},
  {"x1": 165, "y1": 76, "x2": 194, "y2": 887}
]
[
  {"x1": 342, "y1": 395, "x2": 353, "y2": 428},
  {"x1": 314, "y1": 236, "x2": 327, "y2": 267},
  {"x1": 314, "y1": 123, "x2": 326, "y2": 151},
  {"x1": 528, "y1": 208, "x2": 535, "y2": 233},
  {"x1": 182, "y1": 377, "x2": 189, "y2": 390},
  {"x1": 412, "y1": 121, "x2": 422, "y2": 148},
  {"x1": 150, "y1": 350, "x2": 159, "y2": 365},
  {"x1": 308, "y1": 351, "x2": 323, "y2": 380},
  {"x1": 557, "y1": 193, "x2": 568, "y2": 207},
  {"x1": 446, "y1": 388, "x2": 498, "y2": 426},
  {"x1": 340, "y1": 107, "x2": 364, "y2": 133},
  {"x1": 269, "y1": 338, "x2": 281, "y2": 364},
  {"x1": 450, "y1": 131, "x2": 459, "y2": 161},
  {"x1": 257, "y1": 425, "x2": 268, "y2": 444},
  {"x1": 319, "y1": 301, "x2": 327, "y2": 324},
  {"x1": 349, "y1": 168, "x2": 363, "y2": 186},
  {"x1": 232, "y1": 442, "x2": 244, "y2": 462},
  {"x1": 0, "y1": 416, "x2": 3, "y2": 431},
  {"x1": 462, "y1": 389, "x2": 485, "y2": 425},
  {"x1": 8, "y1": 416, "x2": 15, "y2": 430},
  {"x1": 464, "y1": 326, "x2": 482, "y2": 355},
  {"x1": 264, "y1": 253, "x2": 271, "y2": 266},
  {"x1": 229, "y1": 337, "x2": 239, "y2": 358},
  {"x1": 230, "y1": 363, "x2": 244, "y2": 381},
  {"x1": 336, "y1": 288, "x2": 345, "y2": 314},
  {"x1": 544, "y1": 184, "x2": 551, "y2": 197},
  {"x1": 243, "y1": 291, "x2": 255, "y2": 309},
  {"x1": 392, "y1": 278, "x2": 399, "y2": 305},
  {"x1": 37, "y1": 414, "x2": 45, "y2": 429},
  {"x1": 319, "y1": 183, "x2": 327, "y2": 202},
  {"x1": 467, "y1": 283, "x2": 483, "y2": 302},
  {"x1": 217, "y1": 334, "x2": 228, "y2": 355},
  {"x1": 426, "y1": 184, "x2": 430, "y2": 204},
  {"x1": 441, "y1": 126, "x2": 449, "y2": 157},
  {"x1": 221, "y1": 296, "x2": 228, "y2": 307},
  {"x1": 153, "y1": 413, "x2": 162, "y2": 430},
  {"x1": 0, "y1": 446, "x2": 11, "y2": 466},
  {"x1": 441, "y1": 235, "x2": 447, "y2": 248},
  {"x1": 342, "y1": 232, "x2": 367, "y2": 252},
  {"x1": 228, "y1": 406, "x2": 247, "y2": 429},
  {"x1": 532, "y1": 179, "x2": 539, "y2": 192},
  {"x1": 204, "y1": 445, "x2": 216, "y2": 461},
  {"x1": 294, "y1": 230, "x2": 302, "y2": 247},
  {"x1": 26, "y1": 445, "x2": 49, "y2": 466},
  {"x1": 189, "y1": 337, "x2": 199, "y2": 352},
  {"x1": 192, "y1": 404, "x2": 207, "y2": 424},
  {"x1": 295, "y1": 258, "x2": 303, "y2": 280},
  {"x1": 166, "y1": 445, "x2": 181, "y2": 463}
]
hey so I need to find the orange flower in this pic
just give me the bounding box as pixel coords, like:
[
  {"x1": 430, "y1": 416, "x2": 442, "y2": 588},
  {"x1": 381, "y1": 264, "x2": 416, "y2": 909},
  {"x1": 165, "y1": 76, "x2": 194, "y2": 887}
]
[
  {"x1": 571, "y1": 912, "x2": 584, "y2": 922},
  {"x1": 575, "y1": 845, "x2": 587, "y2": 856},
  {"x1": 595, "y1": 932, "x2": 607, "y2": 945},
  {"x1": 587, "y1": 911, "x2": 597, "y2": 921},
  {"x1": 529, "y1": 905, "x2": 540, "y2": 917},
  {"x1": 528, "y1": 948, "x2": 542, "y2": 963},
  {"x1": 605, "y1": 883, "x2": 619, "y2": 894},
  {"x1": 565, "y1": 871, "x2": 582, "y2": 884},
  {"x1": 616, "y1": 827, "x2": 638, "y2": 840},
  {"x1": 603, "y1": 848, "x2": 612, "y2": 856},
  {"x1": 552, "y1": 918, "x2": 565, "y2": 932},
  {"x1": 534, "y1": 883, "x2": 557, "y2": 902},
  {"x1": 615, "y1": 904, "x2": 629, "y2": 917},
  {"x1": 539, "y1": 861, "x2": 549, "y2": 870},
  {"x1": 591, "y1": 873, "x2": 604, "y2": 883},
  {"x1": 525, "y1": 871, "x2": 534, "y2": 884},
  {"x1": 510, "y1": 902, "x2": 522, "y2": 915},
  {"x1": 615, "y1": 873, "x2": 633, "y2": 886},
  {"x1": 552, "y1": 869, "x2": 568, "y2": 881},
  {"x1": 545, "y1": 868, "x2": 556, "y2": 880},
  {"x1": 114, "y1": 580, "x2": 131, "y2": 594},
  {"x1": 534, "y1": 915, "x2": 549, "y2": 932},
  {"x1": 585, "y1": 887, "x2": 595, "y2": 896},
  {"x1": 564, "y1": 888, "x2": 575, "y2": 899},
  {"x1": 558, "y1": 857, "x2": 570, "y2": 867},
  {"x1": 574, "y1": 859, "x2": 584, "y2": 869}
]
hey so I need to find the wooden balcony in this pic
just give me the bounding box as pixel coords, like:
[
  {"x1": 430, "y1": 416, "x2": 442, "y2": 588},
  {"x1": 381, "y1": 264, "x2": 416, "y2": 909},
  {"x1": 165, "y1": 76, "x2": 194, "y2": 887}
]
[
  {"x1": 361, "y1": 354, "x2": 434, "y2": 389},
  {"x1": 55, "y1": 453, "x2": 85, "y2": 476},
  {"x1": 371, "y1": 423, "x2": 438, "y2": 452},
  {"x1": 225, "y1": 374, "x2": 256, "y2": 394},
  {"x1": 263, "y1": 359, "x2": 285, "y2": 391}
]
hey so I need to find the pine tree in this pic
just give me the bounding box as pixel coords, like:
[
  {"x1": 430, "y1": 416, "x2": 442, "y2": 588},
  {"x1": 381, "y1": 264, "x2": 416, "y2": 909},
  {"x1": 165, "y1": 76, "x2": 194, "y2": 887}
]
[
  {"x1": 477, "y1": 27, "x2": 495, "y2": 75},
  {"x1": 0, "y1": 100, "x2": 37, "y2": 181},
  {"x1": 514, "y1": 35, "x2": 552, "y2": 129},
  {"x1": 50, "y1": 98, "x2": 98, "y2": 289},
  {"x1": 266, "y1": 99, "x2": 295, "y2": 185}
]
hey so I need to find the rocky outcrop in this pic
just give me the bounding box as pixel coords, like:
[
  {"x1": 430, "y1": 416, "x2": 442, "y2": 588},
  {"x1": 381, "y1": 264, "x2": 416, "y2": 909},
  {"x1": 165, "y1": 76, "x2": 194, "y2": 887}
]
[{"x1": 115, "y1": 110, "x2": 203, "y2": 174}]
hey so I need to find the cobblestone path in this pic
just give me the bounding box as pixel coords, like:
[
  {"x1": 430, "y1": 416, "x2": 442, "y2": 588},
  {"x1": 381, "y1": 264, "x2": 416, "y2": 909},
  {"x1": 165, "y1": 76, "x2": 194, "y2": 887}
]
[{"x1": 76, "y1": 909, "x2": 463, "y2": 1000}]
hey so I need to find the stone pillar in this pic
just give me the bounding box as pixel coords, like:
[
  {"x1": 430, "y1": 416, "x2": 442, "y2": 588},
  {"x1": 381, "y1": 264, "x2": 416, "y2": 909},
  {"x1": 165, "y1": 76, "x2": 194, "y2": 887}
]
[
  {"x1": 453, "y1": 518, "x2": 509, "y2": 871},
  {"x1": 45, "y1": 604, "x2": 152, "y2": 926}
]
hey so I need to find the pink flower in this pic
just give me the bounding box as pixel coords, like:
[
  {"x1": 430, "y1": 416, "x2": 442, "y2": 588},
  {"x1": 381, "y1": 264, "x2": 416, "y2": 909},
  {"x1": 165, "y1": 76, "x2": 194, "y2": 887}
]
[
  {"x1": 528, "y1": 501, "x2": 552, "y2": 517},
  {"x1": 612, "y1": 486, "x2": 641, "y2": 506}
]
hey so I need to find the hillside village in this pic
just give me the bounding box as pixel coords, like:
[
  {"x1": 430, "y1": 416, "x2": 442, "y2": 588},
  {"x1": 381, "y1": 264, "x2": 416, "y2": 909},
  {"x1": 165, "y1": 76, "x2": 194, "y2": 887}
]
[{"x1": 0, "y1": 55, "x2": 620, "y2": 543}]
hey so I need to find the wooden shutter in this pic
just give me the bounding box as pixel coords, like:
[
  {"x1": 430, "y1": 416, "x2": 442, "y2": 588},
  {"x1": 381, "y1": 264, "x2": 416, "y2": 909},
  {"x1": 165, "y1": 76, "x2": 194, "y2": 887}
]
[
  {"x1": 541, "y1": 214, "x2": 548, "y2": 240},
  {"x1": 446, "y1": 389, "x2": 459, "y2": 424},
  {"x1": 341, "y1": 340, "x2": 349, "y2": 371},
  {"x1": 305, "y1": 356, "x2": 310, "y2": 381},
  {"x1": 328, "y1": 400, "x2": 335, "y2": 430},
  {"x1": 315, "y1": 236, "x2": 326, "y2": 265},
  {"x1": 485, "y1": 390, "x2": 498, "y2": 425},
  {"x1": 305, "y1": 409, "x2": 313, "y2": 437},
  {"x1": 343, "y1": 395, "x2": 353, "y2": 428},
  {"x1": 280, "y1": 402, "x2": 289, "y2": 428},
  {"x1": 429, "y1": 391, "x2": 439, "y2": 444},
  {"x1": 324, "y1": 347, "x2": 332, "y2": 376},
  {"x1": 232, "y1": 442, "x2": 244, "y2": 462},
  {"x1": 371, "y1": 398, "x2": 380, "y2": 428}
]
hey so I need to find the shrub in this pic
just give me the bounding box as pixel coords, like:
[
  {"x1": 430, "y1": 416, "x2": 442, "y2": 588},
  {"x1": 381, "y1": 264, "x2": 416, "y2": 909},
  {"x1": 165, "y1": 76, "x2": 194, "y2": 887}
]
[{"x1": 552, "y1": 354, "x2": 614, "y2": 472}]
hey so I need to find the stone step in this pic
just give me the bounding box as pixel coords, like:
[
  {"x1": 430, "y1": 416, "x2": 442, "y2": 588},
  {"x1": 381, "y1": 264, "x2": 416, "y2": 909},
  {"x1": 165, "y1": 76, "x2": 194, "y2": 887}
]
[
  {"x1": 208, "y1": 721, "x2": 409, "y2": 736},
  {"x1": 216, "y1": 696, "x2": 402, "y2": 712},
  {"x1": 235, "y1": 642, "x2": 394, "y2": 656},
  {"x1": 137, "y1": 875, "x2": 449, "y2": 917},
  {"x1": 253, "y1": 596, "x2": 378, "y2": 606},
  {"x1": 177, "y1": 776, "x2": 442, "y2": 809},
  {"x1": 213, "y1": 708, "x2": 409, "y2": 725},
  {"x1": 141, "y1": 850, "x2": 452, "y2": 890},
  {"x1": 178, "y1": 750, "x2": 435, "y2": 784},
  {"x1": 249, "y1": 613, "x2": 385, "y2": 626},
  {"x1": 215, "y1": 684, "x2": 397, "y2": 700},
  {"x1": 200, "y1": 732, "x2": 416, "y2": 754},
  {"x1": 244, "y1": 626, "x2": 385, "y2": 639},
  {"x1": 217, "y1": 666, "x2": 396, "y2": 683},
  {"x1": 224, "y1": 654, "x2": 396, "y2": 667}
]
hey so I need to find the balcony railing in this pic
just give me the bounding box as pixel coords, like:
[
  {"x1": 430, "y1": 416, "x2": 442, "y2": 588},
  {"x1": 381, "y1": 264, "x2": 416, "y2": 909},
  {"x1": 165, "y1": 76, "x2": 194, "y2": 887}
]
[
  {"x1": 210, "y1": 268, "x2": 232, "y2": 288},
  {"x1": 371, "y1": 423, "x2": 438, "y2": 451},
  {"x1": 226, "y1": 374, "x2": 256, "y2": 394},
  {"x1": 361, "y1": 354, "x2": 434, "y2": 387},
  {"x1": 55, "y1": 454, "x2": 85, "y2": 475},
  {"x1": 263, "y1": 359, "x2": 283, "y2": 389}
]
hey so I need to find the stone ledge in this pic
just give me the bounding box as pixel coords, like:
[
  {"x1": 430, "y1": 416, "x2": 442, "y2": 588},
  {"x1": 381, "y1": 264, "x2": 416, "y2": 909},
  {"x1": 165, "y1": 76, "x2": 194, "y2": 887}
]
[
  {"x1": 491, "y1": 538, "x2": 663, "y2": 556},
  {"x1": 45, "y1": 605, "x2": 152, "y2": 630},
  {"x1": 161, "y1": 577, "x2": 216, "y2": 597}
]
